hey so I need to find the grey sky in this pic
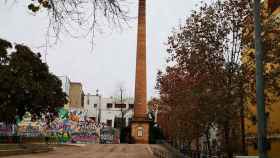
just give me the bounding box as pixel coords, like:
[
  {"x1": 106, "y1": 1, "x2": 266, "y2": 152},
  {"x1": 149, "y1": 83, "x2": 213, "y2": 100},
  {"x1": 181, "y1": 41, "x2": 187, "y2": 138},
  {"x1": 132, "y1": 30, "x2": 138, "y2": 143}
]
[{"x1": 0, "y1": 0, "x2": 211, "y2": 99}]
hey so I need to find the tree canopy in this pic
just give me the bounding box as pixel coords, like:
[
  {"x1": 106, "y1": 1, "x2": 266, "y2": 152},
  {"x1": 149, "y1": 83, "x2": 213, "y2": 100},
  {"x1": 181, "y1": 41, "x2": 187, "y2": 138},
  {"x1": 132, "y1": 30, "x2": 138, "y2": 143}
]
[
  {"x1": 156, "y1": 0, "x2": 280, "y2": 157},
  {"x1": 0, "y1": 38, "x2": 67, "y2": 123}
]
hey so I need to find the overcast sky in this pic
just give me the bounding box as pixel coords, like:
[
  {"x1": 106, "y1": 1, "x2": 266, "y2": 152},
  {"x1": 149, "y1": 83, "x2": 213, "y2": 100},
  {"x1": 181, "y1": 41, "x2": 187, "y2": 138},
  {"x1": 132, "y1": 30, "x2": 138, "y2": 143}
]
[{"x1": 0, "y1": 0, "x2": 212, "y2": 99}]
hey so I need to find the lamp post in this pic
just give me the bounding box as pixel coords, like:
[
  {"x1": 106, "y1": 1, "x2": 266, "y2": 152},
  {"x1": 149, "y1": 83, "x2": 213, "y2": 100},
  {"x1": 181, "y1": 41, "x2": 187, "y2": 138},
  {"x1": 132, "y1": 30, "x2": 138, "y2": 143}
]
[{"x1": 253, "y1": 0, "x2": 268, "y2": 157}]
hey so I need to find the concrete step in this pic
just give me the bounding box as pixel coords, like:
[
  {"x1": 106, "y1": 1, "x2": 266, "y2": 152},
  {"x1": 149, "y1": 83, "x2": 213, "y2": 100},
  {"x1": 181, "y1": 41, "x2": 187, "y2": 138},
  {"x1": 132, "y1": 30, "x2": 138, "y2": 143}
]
[{"x1": 0, "y1": 144, "x2": 53, "y2": 157}]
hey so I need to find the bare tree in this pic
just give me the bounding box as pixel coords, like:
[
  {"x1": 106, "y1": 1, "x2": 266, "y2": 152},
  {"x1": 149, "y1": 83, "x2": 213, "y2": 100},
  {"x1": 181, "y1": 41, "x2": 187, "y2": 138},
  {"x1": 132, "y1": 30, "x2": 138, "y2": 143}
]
[
  {"x1": 112, "y1": 83, "x2": 130, "y2": 129},
  {"x1": 5, "y1": 0, "x2": 132, "y2": 47}
]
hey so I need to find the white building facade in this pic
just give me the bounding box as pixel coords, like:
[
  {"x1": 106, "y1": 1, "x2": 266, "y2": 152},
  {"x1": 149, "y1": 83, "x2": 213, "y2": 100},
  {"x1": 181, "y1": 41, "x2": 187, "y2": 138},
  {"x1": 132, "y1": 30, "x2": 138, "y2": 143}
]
[{"x1": 84, "y1": 94, "x2": 134, "y2": 128}]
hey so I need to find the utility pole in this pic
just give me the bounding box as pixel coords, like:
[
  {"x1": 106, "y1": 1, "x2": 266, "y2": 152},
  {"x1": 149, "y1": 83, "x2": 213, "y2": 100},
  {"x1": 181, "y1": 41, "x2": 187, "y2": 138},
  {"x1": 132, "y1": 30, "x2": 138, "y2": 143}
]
[
  {"x1": 96, "y1": 89, "x2": 101, "y2": 125},
  {"x1": 253, "y1": 0, "x2": 268, "y2": 157},
  {"x1": 120, "y1": 87, "x2": 124, "y2": 129}
]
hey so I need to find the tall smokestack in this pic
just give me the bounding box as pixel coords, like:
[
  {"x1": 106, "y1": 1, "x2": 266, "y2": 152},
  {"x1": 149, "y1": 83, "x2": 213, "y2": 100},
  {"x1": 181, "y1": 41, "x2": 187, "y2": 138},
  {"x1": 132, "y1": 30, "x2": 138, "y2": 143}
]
[
  {"x1": 131, "y1": 0, "x2": 150, "y2": 144},
  {"x1": 134, "y1": 0, "x2": 147, "y2": 119}
]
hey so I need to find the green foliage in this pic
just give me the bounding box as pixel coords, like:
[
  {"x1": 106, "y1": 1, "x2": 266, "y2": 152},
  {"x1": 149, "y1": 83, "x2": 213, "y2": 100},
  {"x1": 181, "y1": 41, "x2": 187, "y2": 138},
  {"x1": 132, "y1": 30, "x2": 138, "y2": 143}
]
[{"x1": 0, "y1": 38, "x2": 67, "y2": 123}]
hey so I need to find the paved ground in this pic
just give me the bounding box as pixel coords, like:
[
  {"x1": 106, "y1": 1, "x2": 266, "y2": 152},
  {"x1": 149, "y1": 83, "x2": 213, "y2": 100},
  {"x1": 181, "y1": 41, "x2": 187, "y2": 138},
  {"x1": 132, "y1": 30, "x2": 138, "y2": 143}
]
[{"x1": 2, "y1": 144, "x2": 156, "y2": 158}]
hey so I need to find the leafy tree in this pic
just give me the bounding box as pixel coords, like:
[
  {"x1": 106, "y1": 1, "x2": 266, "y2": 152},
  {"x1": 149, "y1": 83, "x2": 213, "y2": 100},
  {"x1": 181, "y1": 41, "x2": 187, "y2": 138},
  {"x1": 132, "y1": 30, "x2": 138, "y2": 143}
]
[
  {"x1": 156, "y1": 0, "x2": 256, "y2": 157},
  {"x1": 147, "y1": 97, "x2": 160, "y2": 121},
  {"x1": 0, "y1": 38, "x2": 67, "y2": 124},
  {"x1": 0, "y1": 39, "x2": 14, "y2": 123},
  {"x1": 157, "y1": 0, "x2": 280, "y2": 157}
]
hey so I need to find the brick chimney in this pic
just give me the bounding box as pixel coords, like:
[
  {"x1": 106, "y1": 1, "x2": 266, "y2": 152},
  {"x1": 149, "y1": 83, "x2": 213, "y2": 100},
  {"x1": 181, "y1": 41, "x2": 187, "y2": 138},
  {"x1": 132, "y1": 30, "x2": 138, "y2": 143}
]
[
  {"x1": 131, "y1": 0, "x2": 150, "y2": 144},
  {"x1": 134, "y1": 0, "x2": 147, "y2": 119}
]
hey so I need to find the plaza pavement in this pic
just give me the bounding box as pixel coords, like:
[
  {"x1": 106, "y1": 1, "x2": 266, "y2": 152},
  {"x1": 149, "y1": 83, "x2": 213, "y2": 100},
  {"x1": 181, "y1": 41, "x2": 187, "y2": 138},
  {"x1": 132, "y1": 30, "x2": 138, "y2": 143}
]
[{"x1": 1, "y1": 144, "x2": 156, "y2": 158}]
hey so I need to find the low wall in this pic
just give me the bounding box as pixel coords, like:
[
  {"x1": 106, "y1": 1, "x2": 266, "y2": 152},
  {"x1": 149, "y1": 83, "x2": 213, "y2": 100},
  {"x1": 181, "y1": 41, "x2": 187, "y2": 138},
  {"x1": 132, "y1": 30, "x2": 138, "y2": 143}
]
[
  {"x1": 235, "y1": 156, "x2": 259, "y2": 158},
  {"x1": 0, "y1": 144, "x2": 53, "y2": 157}
]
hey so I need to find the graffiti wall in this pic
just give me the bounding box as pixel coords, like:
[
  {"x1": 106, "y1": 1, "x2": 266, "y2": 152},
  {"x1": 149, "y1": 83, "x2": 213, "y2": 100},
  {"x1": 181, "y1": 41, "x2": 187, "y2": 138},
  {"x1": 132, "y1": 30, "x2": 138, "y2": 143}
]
[
  {"x1": 100, "y1": 127, "x2": 120, "y2": 144},
  {"x1": 42, "y1": 108, "x2": 101, "y2": 144},
  {"x1": 17, "y1": 124, "x2": 42, "y2": 137},
  {"x1": 0, "y1": 108, "x2": 120, "y2": 144},
  {"x1": 71, "y1": 131, "x2": 99, "y2": 144},
  {"x1": 45, "y1": 119, "x2": 100, "y2": 144},
  {"x1": 0, "y1": 123, "x2": 14, "y2": 136}
]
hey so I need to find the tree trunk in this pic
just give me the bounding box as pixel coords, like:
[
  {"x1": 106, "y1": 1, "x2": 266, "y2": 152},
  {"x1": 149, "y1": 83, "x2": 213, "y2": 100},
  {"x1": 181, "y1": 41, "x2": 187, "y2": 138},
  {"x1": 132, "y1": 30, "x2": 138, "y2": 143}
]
[
  {"x1": 224, "y1": 124, "x2": 233, "y2": 158},
  {"x1": 206, "y1": 127, "x2": 212, "y2": 157},
  {"x1": 196, "y1": 137, "x2": 200, "y2": 158},
  {"x1": 240, "y1": 102, "x2": 247, "y2": 155}
]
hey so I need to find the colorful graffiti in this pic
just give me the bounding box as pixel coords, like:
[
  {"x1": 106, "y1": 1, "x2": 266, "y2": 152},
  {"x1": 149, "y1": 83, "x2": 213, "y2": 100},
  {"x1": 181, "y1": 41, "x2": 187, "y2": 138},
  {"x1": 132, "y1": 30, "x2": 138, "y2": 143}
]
[
  {"x1": 48, "y1": 131, "x2": 71, "y2": 143},
  {"x1": 0, "y1": 123, "x2": 14, "y2": 136},
  {"x1": 17, "y1": 124, "x2": 42, "y2": 137},
  {"x1": 44, "y1": 118, "x2": 100, "y2": 144},
  {"x1": 100, "y1": 127, "x2": 120, "y2": 144},
  {"x1": 0, "y1": 108, "x2": 120, "y2": 144},
  {"x1": 71, "y1": 131, "x2": 99, "y2": 144}
]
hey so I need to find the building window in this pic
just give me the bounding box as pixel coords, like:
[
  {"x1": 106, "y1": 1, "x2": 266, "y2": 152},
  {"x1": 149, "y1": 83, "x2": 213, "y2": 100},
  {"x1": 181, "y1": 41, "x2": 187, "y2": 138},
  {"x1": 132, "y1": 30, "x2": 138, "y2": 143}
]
[
  {"x1": 129, "y1": 104, "x2": 134, "y2": 109},
  {"x1": 90, "y1": 117, "x2": 96, "y2": 121},
  {"x1": 94, "y1": 104, "x2": 97, "y2": 108},
  {"x1": 107, "y1": 120, "x2": 112, "y2": 127},
  {"x1": 107, "y1": 103, "x2": 113, "y2": 108},
  {"x1": 115, "y1": 104, "x2": 126, "y2": 108},
  {"x1": 87, "y1": 98, "x2": 90, "y2": 105},
  {"x1": 137, "y1": 126, "x2": 144, "y2": 137}
]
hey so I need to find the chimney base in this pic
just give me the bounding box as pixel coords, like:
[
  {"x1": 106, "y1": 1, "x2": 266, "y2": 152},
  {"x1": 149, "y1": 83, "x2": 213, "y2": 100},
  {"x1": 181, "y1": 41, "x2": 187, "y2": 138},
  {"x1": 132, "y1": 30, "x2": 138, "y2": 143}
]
[{"x1": 131, "y1": 119, "x2": 150, "y2": 144}]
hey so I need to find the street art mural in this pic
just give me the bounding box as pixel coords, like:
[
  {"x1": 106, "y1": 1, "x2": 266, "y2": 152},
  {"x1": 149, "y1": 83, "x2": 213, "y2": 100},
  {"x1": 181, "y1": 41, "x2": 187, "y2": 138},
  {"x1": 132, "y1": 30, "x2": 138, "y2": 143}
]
[
  {"x1": 17, "y1": 112, "x2": 45, "y2": 137},
  {"x1": 17, "y1": 124, "x2": 43, "y2": 137},
  {"x1": 43, "y1": 108, "x2": 102, "y2": 144},
  {"x1": 0, "y1": 123, "x2": 18, "y2": 143},
  {"x1": 45, "y1": 119, "x2": 100, "y2": 144},
  {"x1": 71, "y1": 131, "x2": 99, "y2": 144},
  {"x1": 100, "y1": 127, "x2": 120, "y2": 144},
  {"x1": 0, "y1": 123, "x2": 14, "y2": 136},
  {"x1": 0, "y1": 108, "x2": 120, "y2": 144},
  {"x1": 48, "y1": 131, "x2": 71, "y2": 143}
]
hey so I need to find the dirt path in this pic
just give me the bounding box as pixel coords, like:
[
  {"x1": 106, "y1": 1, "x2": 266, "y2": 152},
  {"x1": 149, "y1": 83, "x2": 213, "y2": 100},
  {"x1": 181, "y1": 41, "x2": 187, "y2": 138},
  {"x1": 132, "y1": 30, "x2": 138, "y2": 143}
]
[{"x1": 2, "y1": 144, "x2": 156, "y2": 158}]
